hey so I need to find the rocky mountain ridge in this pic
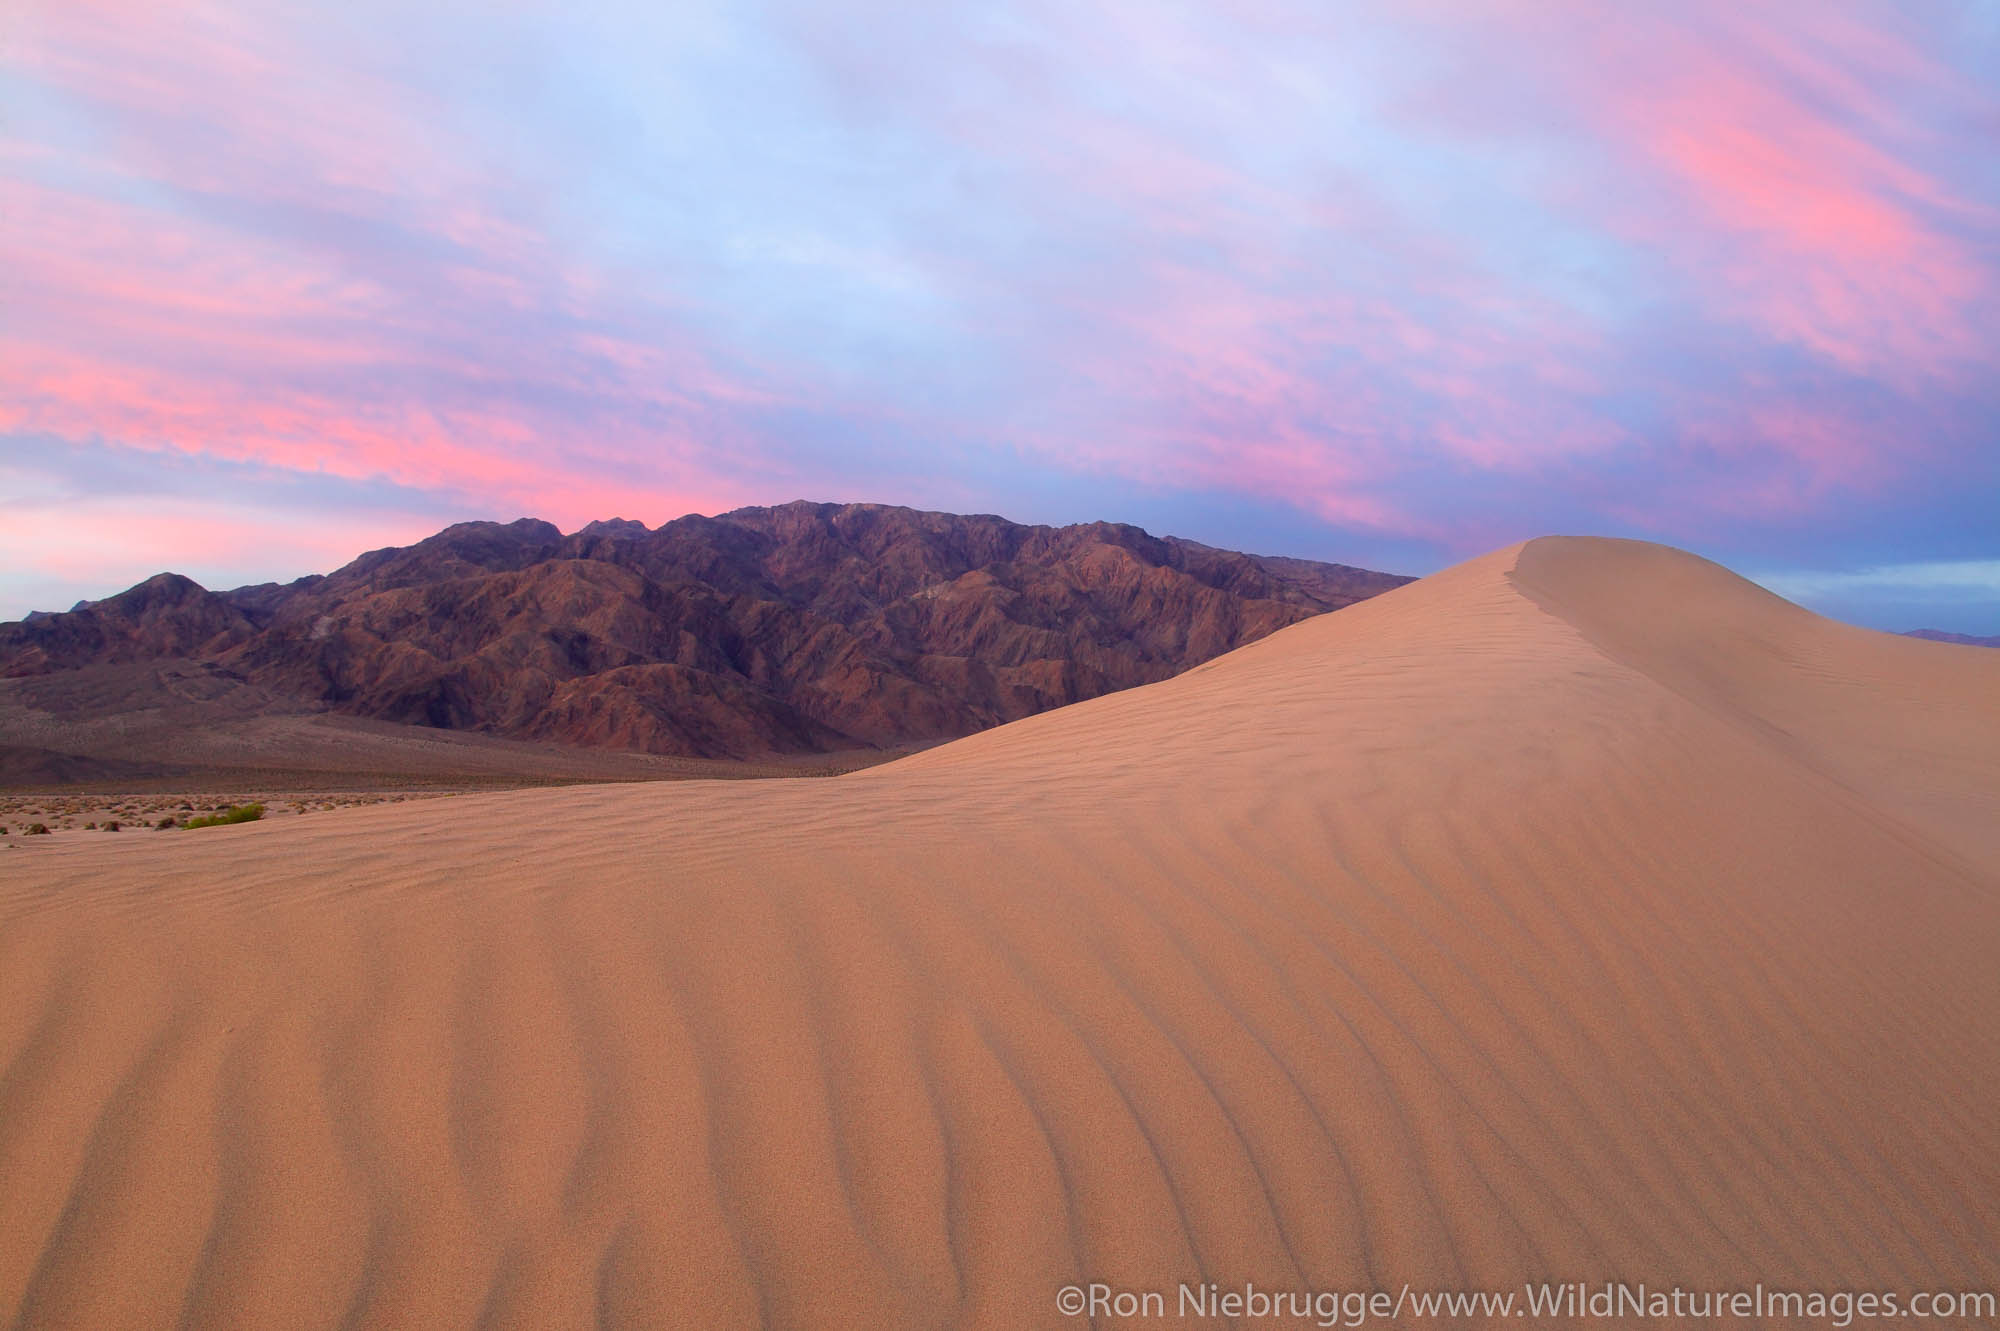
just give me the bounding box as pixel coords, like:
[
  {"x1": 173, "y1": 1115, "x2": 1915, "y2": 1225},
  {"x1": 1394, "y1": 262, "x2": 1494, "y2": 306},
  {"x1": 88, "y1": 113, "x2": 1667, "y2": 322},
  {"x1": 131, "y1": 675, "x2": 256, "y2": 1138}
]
[{"x1": 1, "y1": 502, "x2": 1410, "y2": 759}]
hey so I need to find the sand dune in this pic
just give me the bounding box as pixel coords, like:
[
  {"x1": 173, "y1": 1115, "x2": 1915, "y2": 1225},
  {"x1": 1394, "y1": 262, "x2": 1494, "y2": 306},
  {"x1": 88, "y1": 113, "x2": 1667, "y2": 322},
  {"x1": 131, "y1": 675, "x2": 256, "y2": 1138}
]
[{"x1": 2, "y1": 536, "x2": 1996, "y2": 1329}]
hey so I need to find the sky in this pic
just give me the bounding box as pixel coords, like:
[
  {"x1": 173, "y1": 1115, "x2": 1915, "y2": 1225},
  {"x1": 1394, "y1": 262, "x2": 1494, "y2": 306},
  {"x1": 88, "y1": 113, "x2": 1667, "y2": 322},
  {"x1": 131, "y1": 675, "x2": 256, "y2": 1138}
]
[{"x1": 3, "y1": 0, "x2": 1997, "y2": 631}]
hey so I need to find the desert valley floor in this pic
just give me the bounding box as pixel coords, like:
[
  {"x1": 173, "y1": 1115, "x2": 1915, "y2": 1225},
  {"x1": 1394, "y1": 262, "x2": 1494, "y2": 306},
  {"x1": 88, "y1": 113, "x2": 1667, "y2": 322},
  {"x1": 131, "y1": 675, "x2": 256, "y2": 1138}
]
[{"x1": 1, "y1": 536, "x2": 1996, "y2": 1329}]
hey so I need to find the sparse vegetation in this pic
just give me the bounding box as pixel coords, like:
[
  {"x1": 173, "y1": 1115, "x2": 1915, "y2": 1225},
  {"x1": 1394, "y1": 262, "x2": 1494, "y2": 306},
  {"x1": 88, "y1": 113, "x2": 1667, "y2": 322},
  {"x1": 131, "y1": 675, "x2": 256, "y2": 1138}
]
[
  {"x1": 2, "y1": 790, "x2": 442, "y2": 835},
  {"x1": 183, "y1": 803, "x2": 265, "y2": 829},
  {"x1": 103, "y1": 821, "x2": 121, "y2": 832},
  {"x1": 25, "y1": 823, "x2": 50, "y2": 836}
]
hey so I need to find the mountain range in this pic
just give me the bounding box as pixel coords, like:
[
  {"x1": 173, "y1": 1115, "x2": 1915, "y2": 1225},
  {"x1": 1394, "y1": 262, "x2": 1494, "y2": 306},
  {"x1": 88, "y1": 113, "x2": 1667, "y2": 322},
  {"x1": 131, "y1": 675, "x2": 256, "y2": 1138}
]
[
  {"x1": 0, "y1": 502, "x2": 1408, "y2": 773},
  {"x1": 1902, "y1": 628, "x2": 2000, "y2": 648}
]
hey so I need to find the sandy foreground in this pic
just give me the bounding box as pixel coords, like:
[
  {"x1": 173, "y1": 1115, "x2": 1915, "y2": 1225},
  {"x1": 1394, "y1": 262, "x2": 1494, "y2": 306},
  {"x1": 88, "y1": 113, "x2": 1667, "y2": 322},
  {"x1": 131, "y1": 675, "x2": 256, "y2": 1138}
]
[{"x1": 1, "y1": 536, "x2": 1996, "y2": 1329}]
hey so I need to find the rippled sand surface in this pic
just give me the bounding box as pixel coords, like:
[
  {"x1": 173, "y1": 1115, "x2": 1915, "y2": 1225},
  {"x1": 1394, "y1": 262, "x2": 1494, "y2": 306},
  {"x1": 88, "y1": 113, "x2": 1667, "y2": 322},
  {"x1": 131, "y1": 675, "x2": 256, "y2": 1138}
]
[{"x1": 3, "y1": 536, "x2": 1996, "y2": 1329}]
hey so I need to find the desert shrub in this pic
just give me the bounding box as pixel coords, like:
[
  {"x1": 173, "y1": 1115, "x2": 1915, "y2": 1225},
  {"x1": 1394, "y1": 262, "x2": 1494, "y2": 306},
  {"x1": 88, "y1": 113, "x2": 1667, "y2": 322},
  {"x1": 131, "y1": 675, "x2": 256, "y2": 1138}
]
[
  {"x1": 25, "y1": 823, "x2": 50, "y2": 836},
  {"x1": 183, "y1": 803, "x2": 265, "y2": 829},
  {"x1": 103, "y1": 821, "x2": 121, "y2": 832},
  {"x1": 155, "y1": 817, "x2": 177, "y2": 830}
]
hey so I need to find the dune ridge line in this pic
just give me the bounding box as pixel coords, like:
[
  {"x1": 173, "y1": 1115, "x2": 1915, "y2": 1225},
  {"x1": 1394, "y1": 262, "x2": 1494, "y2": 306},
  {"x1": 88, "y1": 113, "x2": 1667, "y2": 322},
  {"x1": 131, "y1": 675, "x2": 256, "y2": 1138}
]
[{"x1": 1, "y1": 536, "x2": 1996, "y2": 1329}]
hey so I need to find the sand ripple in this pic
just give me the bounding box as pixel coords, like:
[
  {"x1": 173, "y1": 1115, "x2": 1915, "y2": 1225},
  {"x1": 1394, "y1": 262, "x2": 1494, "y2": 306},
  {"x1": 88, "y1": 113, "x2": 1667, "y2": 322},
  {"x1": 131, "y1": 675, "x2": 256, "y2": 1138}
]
[{"x1": 3, "y1": 538, "x2": 1996, "y2": 1328}]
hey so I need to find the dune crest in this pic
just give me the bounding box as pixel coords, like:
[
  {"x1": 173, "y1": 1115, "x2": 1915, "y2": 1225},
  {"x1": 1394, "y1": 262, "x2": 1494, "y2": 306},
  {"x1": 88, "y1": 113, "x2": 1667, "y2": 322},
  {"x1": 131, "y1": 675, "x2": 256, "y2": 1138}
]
[{"x1": 2, "y1": 536, "x2": 1996, "y2": 1329}]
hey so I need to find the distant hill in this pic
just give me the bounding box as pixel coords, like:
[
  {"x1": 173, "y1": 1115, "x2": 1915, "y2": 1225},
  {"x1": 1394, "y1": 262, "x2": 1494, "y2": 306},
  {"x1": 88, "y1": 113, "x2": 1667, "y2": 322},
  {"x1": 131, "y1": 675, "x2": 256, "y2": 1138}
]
[
  {"x1": 0, "y1": 501, "x2": 1409, "y2": 764},
  {"x1": 1902, "y1": 629, "x2": 2000, "y2": 648}
]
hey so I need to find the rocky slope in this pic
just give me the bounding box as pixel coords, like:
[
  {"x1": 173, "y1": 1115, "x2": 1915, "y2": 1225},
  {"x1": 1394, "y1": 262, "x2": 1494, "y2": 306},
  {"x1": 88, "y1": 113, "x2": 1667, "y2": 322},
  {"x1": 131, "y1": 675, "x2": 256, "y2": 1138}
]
[{"x1": 0, "y1": 502, "x2": 1408, "y2": 759}]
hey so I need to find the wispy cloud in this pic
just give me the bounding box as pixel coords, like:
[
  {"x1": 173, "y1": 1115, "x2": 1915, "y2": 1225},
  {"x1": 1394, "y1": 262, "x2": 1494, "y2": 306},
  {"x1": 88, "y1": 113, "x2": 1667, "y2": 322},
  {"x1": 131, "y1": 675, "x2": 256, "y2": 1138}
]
[
  {"x1": 3, "y1": 0, "x2": 1995, "y2": 620},
  {"x1": 1753, "y1": 558, "x2": 2000, "y2": 634},
  {"x1": 1757, "y1": 561, "x2": 2000, "y2": 600}
]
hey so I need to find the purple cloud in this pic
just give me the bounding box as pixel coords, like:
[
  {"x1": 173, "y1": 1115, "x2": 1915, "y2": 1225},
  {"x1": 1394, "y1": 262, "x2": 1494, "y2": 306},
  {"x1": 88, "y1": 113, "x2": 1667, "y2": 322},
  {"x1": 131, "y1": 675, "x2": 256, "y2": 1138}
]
[{"x1": 3, "y1": 0, "x2": 1996, "y2": 627}]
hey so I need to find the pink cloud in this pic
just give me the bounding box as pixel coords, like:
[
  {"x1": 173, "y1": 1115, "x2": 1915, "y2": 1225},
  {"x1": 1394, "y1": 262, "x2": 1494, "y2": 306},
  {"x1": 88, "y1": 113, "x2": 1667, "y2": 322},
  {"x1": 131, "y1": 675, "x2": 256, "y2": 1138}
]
[
  {"x1": 0, "y1": 498, "x2": 433, "y2": 593},
  {"x1": 5, "y1": 0, "x2": 1993, "y2": 568},
  {"x1": 1568, "y1": 7, "x2": 1991, "y2": 373},
  {"x1": 2, "y1": 98, "x2": 790, "y2": 531}
]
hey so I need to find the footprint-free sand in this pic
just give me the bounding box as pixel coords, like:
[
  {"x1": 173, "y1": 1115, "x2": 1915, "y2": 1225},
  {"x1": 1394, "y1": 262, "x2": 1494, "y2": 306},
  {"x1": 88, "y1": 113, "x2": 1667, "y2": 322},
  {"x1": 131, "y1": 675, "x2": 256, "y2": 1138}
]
[{"x1": 3, "y1": 537, "x2": 1996, "y2": 1328}]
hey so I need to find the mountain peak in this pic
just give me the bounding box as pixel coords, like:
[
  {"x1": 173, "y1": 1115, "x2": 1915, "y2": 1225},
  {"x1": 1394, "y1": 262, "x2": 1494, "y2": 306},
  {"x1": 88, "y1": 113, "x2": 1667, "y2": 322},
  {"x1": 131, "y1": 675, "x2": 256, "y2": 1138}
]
[
  {"x1": 572, "y1": 518, "x2": 652, "y2": 539},
  {"x1": 0, "y1": 504, "x2": 1410, "y2": 755}
]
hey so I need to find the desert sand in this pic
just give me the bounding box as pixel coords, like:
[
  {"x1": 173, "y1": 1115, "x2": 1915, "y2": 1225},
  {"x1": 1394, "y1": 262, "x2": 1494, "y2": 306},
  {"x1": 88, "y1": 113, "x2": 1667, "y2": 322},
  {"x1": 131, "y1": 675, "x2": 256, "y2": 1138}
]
[{"x1": 1, "y1": 536, "x2": 1996, "y2": 1329}]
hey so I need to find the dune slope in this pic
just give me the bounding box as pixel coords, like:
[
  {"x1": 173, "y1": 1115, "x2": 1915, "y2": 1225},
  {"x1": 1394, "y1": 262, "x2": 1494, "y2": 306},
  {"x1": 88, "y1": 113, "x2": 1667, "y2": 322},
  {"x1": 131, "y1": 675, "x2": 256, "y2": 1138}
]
[{"x1": 1, "y1": 536, "x2": 1996, "y2": 1329}]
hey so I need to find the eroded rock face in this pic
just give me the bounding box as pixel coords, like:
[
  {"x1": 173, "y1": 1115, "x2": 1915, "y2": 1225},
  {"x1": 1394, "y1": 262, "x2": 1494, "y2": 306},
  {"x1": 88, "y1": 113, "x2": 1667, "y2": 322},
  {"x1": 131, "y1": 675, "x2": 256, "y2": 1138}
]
[
  {"x1": 0, "y1": 502, "x2": 1410, "y2": 758},
  {"x1": 0, "y1": 573, "x2": 257, "y2": 676}
]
